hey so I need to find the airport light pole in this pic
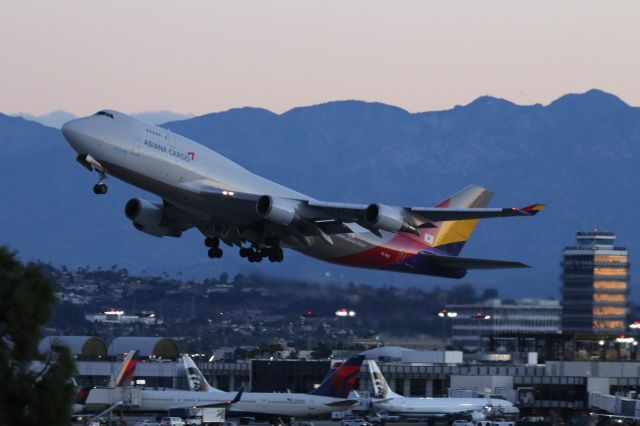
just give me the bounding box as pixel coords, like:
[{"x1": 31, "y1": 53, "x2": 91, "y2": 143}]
[{"x1": 437, "y1": 310, "x2": 457, "y2": 348}]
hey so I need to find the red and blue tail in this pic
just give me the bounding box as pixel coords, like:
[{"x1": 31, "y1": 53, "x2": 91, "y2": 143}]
[
  {"x1": 113, "y1": 349, "x2": 139, "y2": 387},
  {"x1": 309, "y1": 355, "x2": 364, "y2": 398}
]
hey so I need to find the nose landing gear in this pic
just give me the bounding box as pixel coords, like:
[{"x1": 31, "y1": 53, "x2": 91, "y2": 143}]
[{"x1": 92, "y1": 170, "x2": 108, "y2": 195}]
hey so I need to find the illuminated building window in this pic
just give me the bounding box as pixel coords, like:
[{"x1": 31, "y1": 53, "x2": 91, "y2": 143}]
[
  {"x1": 594, "y1": 267, "x2": 628, "y2": 276},
  {"x1": 593, "y1": 294, "x2": 625, "y2": 303},
  {"x1": 593, "y1": 307, "x2": 625, "y2": 316},
  {"x1": 593, "y1": 320, "x2": 625, "y2": 330},
  {"x1": 593, "y1": 281, "x2": 626, "y2": 290},
  {"x1": 595, "y1": 255, "x2": 628, "y2": 263}
]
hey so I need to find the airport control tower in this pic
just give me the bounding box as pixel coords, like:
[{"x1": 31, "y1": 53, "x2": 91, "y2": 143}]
[{"x1": 562, "y1": 231, "x2": 629, "y2": 334}]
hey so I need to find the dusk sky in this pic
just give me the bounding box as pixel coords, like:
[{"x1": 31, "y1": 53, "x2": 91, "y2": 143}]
[{"x1": 2, "y1": 0, "x2": 639, "y2": 115}]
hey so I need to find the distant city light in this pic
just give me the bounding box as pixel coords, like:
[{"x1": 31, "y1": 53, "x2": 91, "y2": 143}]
[
  {"x1": 615, "y1": 336, "x2": 635, "y2": 344},
  {"x1": 335, "y1": 308, "x2": 356, "y2": 317},
  {"x1": 630, "y1": 321, "x2": 640, "y2": 329},
  {"x1": 598, "y1": 340, "x2": 606, "y2": 346},
  {"x1": 438, "y1": 310, "x2": 457, "y2": 318}
]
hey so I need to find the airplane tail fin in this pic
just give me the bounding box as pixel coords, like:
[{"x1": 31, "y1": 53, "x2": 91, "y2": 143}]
[
  {"x1": 309, "y1": 355, "x2": 364, "y2": 398},
  {"x1": 422, "y1": 185, "x2": 494, "y2": 256},
  {"x1": 368, "y1": 360, "x2": 400, "y2": 399},
  {"x1": 182, "y1": 354, "x2": 220, "y2": 392},
  {"x1": 112, "y1": 349, "x2": 139, "y2": 387}
]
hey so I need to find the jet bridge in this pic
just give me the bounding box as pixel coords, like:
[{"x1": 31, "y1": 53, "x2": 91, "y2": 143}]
[{"x1": 85, "y1": 387, "x2": 142, "y2": 409}]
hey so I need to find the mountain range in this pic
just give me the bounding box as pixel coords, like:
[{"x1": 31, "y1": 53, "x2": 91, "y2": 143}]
[
  {"x1": 1, "y1": 89, "x2": 638, "y2": 298},
  {"x1": 12, "y1": 110, "x2": 194, "y2": 128}
]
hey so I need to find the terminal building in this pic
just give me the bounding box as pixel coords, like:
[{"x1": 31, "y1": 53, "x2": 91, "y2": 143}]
[
  {"x1": 446, "y1": 299, "x2": 562, "y2": 351},
  {"x1": 561, "y1": 231, "x2": 629, "y2": 334},
  {"x1": 41, "y1": 335, "x2": 640, "y2": 418}
]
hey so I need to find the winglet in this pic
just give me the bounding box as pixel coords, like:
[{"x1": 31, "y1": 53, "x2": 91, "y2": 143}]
[
  {"x1": 230, "y1": 388, "x2": 244, "y2": 405},
  {"x1": 519, "y1": 203, "x2": 545, "y2": 216}
]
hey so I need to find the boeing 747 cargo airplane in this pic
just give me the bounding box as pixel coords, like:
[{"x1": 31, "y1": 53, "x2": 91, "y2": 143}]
[{"x1": 61, "y1": 110, "x2": 543, "y2": 278}]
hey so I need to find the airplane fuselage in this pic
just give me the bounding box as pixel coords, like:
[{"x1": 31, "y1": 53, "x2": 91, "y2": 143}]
[
  {"x1": 85, "y1": 387, "x2": 352, "y2": 417},
  {"x1": 372, "y1": 396, "x2": 513, "y2": 418}
]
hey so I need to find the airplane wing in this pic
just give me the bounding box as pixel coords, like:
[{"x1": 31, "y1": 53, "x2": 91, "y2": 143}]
[
  {"x1": 180, "y1": 181, "x2": 543, "y2": 239},
  {"x1": 418, "y1": 252, "x2": 530, "y2": 269},
  {"x1": 324, "y1": 399, "x2": 360, "y2": 407}
]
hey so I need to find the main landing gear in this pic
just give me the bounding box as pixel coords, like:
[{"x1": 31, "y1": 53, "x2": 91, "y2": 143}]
[
  {"x1": 205, "y1": 237, "x2": 223, "y2": 259},
  {"x1": 239, "y1": 245, "x2": 283, "y2": 263},
  {"x1": 92, "y1": 170, "x2": 108, "y2": 195}
]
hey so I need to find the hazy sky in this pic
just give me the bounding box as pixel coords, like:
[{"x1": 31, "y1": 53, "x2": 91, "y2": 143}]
[{"x1": 2, "y1": 0, "x2": 639, "y2": 115}]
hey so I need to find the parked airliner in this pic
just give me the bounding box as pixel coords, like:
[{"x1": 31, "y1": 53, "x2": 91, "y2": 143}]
[
  {"x1": 61, "y1": 110, "x2": 543, "y2": 278},
  {"x1": 84, "y1": 354, "x2": 364, "y2": 419},
  {"x1": 367, "y1": 361, "x2": 516, "y2": 422}
]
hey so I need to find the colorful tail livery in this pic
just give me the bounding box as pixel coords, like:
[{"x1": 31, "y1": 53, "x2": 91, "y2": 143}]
[
  {"x1": 368, "y1": 360, "x2": 400, "y2": 399},
  {"x1": 310, "y1": 355, "x2": 364, "y2": 398},
  {"x1": 424, "y1": 185, "x2": 494, "y2": 256},
  {"x1": 112, "y1": 349, "x2": 139, "y2": 387},
  {"x1": 183, "y1": 354, "x2": 224, "y2": 393}
]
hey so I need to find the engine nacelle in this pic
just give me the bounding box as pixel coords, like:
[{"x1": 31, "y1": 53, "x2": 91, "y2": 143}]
[
  {"x1": 256, "y1": 195, "x2": 299, "y2": 225},
  {"x1": 365, "y1": 203, "x2": 407, "y2": 233},
  {"x1": 124, "y1": 198, "x2": 181, "y2": 238}
]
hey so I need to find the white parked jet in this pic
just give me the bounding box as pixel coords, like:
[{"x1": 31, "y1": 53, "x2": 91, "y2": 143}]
[
  {"x1": 367, "y1": 360, "x2": 516, "y2": 423},
  {"x1": 85, "y1": 354, "x2": 364, "y2": 420},
  {"x1": 62, "y1": 110, "x2": 543, "y2": 278}
]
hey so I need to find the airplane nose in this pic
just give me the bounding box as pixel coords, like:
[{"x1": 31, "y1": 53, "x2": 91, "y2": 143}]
[{"x1": 61, "y1": 119, "x2": 82, "y2": 142}]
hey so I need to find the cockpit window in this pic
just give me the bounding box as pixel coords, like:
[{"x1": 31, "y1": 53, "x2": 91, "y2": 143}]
[{"x1": 95, "y1": 111, "x2": 114, "y2": 119}]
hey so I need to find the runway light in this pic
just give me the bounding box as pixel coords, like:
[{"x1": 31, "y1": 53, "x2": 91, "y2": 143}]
[{"x1": 484, "y1": 315, "x2": 492, "y2": 320}]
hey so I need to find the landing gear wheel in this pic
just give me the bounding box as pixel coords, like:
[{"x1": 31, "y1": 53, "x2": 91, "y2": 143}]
[
  {"x1": 93, "y1": 183, "x2": 108, "y2": 195},
  {"x1": 267, "y1": 247, "x2": 284, "y2": 262},
  {"x1": 207, "y1": 248, "x2": 223, "y2": 259},
  {"x1": 204, "y1": 237, "x2": 219, "y2": 248},
  {"x1": 247, "y1": 250, "x2": 262, "y2": 263}
]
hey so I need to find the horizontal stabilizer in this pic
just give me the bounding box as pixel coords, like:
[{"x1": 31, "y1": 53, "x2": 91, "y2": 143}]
[{"x1": 420, "y1": 253, "x2": 529, "y2": 269}]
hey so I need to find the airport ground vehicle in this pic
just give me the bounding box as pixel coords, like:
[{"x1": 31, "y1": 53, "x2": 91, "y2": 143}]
[
  {"x1": 160, "y1": 417, "x2": 186, "y2": 426},
  {"x1": 135, "y1": 420, "x2": 160, "y2": 426},
  {"x1": 341, "y1": 417, "x2": 372, "y2": 426}
]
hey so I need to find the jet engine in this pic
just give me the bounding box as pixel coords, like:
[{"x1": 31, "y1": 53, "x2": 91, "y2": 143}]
[
  {"x1": 124, "y1": 198, "x2": 181, "y2": 237},
  {"x1": 365, "y1": 203, "x2": 407, "y2": 232},
  {"x1": 256, "y1": 195, "x2": 300, "y2": 225},
  {"x1": 365, "y1": 203, "x2": 418, "y2": 235}
]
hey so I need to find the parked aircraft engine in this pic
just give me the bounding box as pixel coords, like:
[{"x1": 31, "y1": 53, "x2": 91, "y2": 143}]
[
  {"x1": 124, "y1": 198, "x2": 181, "y2": 237},
  {"x1": 256, "y1": 195, "x2": 299, "y2": 225}
]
